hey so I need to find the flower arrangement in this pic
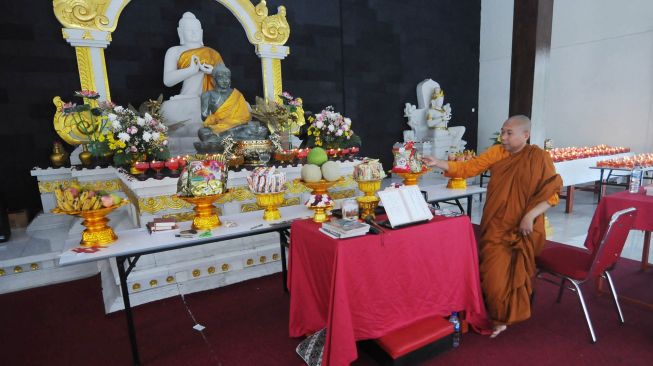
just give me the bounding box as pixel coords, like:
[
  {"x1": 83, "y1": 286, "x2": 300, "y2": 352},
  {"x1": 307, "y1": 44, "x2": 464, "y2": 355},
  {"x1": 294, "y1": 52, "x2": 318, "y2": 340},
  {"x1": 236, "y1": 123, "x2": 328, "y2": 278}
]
[
  {"x1": 104, "y1": 101, "x2": 170, "y2": 165},
  {"x1": 60, "y1": 90, "x2": 114, "y2": 157},
  {"x1": 305, "y1": 106, "x2": 361, "y2": 149},
  {"x1": 250, "y1": 91, "x2": 306, "y2": 150},
  {"x1": 305, "y1": 194, "x2": 333, "y2": 208}
]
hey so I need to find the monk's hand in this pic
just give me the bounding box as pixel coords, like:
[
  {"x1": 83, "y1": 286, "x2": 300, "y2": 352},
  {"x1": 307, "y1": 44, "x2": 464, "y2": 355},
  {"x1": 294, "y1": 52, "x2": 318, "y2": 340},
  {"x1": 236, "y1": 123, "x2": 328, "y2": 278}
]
[
  {"x1": 519, "y1": 214, "x2": 535, "y2": 236},
  {"x1": 421, "y1": 156, "x2": 437, "y2": 167}
]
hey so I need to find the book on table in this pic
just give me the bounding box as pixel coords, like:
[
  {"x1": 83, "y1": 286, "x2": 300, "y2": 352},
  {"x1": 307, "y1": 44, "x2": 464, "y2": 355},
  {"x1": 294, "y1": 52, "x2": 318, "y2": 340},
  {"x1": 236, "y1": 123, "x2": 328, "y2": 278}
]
[
  {"x1": 320, "y1": 218, "x2": 370, "y2": 239},
  {"x1": 376, "y1": 185, "x2": 433, "y2": 228}
]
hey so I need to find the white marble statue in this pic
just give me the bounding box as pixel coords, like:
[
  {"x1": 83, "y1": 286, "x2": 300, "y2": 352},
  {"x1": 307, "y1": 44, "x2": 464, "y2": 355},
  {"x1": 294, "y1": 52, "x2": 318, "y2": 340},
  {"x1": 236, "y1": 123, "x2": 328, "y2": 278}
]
[
  {"x1": 160, "y1": 12, "x2": 225, "y2": 155},
  {"x1": 402, "y1": 79, "x2": 466, "y2": 160}
]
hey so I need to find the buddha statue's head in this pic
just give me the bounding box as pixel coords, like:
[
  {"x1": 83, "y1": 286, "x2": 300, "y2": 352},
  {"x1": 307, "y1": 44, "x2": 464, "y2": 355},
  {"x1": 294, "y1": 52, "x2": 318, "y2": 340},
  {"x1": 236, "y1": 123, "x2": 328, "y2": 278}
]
[
  {"x1": 212, "y1": 63, "x2": 231, "y2": 90},
  {"x1": 178, "y1": 12, "x2": 203, "y2": 46}
]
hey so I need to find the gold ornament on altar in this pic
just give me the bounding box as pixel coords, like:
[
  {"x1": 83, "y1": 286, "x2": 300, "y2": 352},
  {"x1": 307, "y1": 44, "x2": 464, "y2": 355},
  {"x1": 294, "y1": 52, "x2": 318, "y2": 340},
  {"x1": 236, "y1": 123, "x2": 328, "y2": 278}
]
[
  {"x1": 356, "y1": 180, "x2": 382, "y2": 219},
  {"x1": 299, "y1": 179, "x2": 341, "y2": 223},
  {"x1": 396, "y1": 169, "x2": 429, "y2": 186},
  {"x1": 178, "y1": 194, "x2": 223, "y2": 230},
  {"x1": 446, "y1": 177, "x2": 467, "y2": 189},
  {"x1": 255, "y1": 191, "x2": 286, "y2": 221}
]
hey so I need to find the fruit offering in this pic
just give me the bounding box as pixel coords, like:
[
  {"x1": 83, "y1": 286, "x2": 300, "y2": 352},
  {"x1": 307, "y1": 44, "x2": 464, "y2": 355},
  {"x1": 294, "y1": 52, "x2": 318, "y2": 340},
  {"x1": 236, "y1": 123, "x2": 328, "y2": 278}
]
[
  {"x1": 392, "y1": 141, "x2": 426, "y2": 173},
  {"x1": 54, "y1": 183, "x2": 123, "y2": 212}
]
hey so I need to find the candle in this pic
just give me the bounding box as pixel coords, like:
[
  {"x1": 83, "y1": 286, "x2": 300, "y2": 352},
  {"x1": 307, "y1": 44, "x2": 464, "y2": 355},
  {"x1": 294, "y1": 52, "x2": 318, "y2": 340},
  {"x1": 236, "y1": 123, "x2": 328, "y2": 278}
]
[
  {"x1": 176, "y1": 156, "x2": 187, "y2": 168},
  {"x1": 165, "y1": 159, "x2": 179, "y2": 171},
  {"x1": 134, "y1": 161, "x2": 150, "y2": 170},
  {"x1": 150, "y1": 160, "x2": 164, "y2": 170}
]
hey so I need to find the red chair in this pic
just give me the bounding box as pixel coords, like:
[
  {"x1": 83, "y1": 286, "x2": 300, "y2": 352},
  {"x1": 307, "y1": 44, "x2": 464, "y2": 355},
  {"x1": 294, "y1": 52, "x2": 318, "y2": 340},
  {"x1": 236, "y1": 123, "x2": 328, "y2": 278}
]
[{"x1": 536, "y1": 207, "x2": 637, "y2": 343}]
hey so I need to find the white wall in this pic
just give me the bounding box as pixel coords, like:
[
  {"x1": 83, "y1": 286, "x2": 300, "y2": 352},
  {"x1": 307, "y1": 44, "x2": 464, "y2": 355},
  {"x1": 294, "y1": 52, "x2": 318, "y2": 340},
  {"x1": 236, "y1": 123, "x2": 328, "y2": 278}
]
[{"x1": 479, "y1": 0, "x2": 653, "y2": 154}]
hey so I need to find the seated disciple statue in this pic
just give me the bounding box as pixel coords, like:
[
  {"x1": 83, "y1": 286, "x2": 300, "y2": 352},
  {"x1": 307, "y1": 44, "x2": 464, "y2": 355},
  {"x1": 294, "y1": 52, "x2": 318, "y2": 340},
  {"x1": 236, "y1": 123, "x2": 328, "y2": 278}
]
[
  {"x1": 201, "y1": 63, "x2": 251, "y2": 134},
  {"x1": 160, "y1": 12, "x2": 224, "y2": 155}
]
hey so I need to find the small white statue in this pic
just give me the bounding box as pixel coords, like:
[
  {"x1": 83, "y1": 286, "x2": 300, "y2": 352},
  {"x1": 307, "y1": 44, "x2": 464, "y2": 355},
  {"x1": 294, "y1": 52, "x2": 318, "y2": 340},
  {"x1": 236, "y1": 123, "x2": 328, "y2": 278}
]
[
  {"x1": 426, "y1": 87, "x2": 452, "y2": 129},
  {"x1": 160, "y1": 12, "x2": 225, "y2": 155}
]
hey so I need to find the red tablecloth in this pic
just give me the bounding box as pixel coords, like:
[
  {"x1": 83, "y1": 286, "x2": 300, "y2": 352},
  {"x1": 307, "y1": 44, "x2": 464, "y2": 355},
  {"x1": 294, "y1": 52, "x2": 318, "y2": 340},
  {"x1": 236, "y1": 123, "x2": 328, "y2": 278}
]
[
  {"x1": 288, "y1": 216, "x2": 492, "y2": 366},
  {"x1": 585, "y1": 190, "x2": 653, "y2": 251}
]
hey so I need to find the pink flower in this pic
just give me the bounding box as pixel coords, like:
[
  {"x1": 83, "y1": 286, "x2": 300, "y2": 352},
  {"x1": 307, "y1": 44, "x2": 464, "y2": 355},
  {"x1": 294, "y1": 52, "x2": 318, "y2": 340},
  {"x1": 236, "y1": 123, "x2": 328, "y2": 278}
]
[{"x1": 74, "y1": 90, "x2": 100, "y2": 99}]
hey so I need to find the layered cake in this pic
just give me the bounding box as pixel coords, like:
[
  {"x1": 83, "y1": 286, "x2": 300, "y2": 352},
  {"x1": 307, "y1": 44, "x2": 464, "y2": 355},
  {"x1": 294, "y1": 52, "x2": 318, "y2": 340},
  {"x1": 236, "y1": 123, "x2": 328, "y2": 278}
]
[
  {"x1": 392, "y1": 141, "x2": 426, "y2": 173},
  {"x1": 353, "y1": 159, "x2": 386, "y2": 181},
  {"x1": 247, "y1": 167, "x2": 287, "y2": 193},
  {"x1": 177, "y1": 159, "x2": 228, "y2": 197}
]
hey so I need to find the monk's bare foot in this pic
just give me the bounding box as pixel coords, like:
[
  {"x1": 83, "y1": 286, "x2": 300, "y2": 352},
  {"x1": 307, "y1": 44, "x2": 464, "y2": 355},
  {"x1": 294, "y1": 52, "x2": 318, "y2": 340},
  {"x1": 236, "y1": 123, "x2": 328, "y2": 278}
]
[{"x1": 490, "y1": 324, "x2": 507, "y2": 338}]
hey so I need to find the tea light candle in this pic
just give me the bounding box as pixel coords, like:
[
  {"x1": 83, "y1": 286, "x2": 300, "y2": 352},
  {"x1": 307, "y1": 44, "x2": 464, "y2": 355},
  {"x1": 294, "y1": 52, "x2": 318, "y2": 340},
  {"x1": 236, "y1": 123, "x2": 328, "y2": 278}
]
[
  {"x1": 134, "y1": 161, "x2": 150, "y2": 170},
  {"x1": 150, "y1": 160, "x2": 164, "y2": 170},
  {"x1": 165, "y1": 158, "x2": 179, "y2": 171}
]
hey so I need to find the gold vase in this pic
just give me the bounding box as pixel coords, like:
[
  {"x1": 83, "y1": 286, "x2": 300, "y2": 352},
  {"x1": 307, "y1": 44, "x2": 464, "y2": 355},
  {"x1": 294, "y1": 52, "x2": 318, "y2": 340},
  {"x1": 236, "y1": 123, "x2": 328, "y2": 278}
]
[
  {"x1": 446, "y1": 177, "x2": 467, "y2": 189},
  {"x1": 79, "y1": 144, "x2": 93, "y2": 167},
  {"x1": 255, "y1": 191, "x2": 286, "y2": 221},
  {"x1": 396, "y1": 169, "x2": 428, "y2": 186},
  {"x1": 178, "y1": 194, "x2": 223, "y2": 230},
  {"x1": 299, "y1": 179, "x2": 341, "y2": 223},
  {"x1": 52, "y1": 200, "x2": 129, "y2": 247},
  {"x1": 50, "y1": 142, "x2": 69, "y2": 168},
  {"x1": 356, "y1": 180, "x2": 381, "y2": 219}
]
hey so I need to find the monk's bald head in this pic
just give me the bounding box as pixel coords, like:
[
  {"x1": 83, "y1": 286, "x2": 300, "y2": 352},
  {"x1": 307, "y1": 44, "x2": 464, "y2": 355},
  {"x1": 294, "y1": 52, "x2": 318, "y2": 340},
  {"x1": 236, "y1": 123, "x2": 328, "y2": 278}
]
[{"x1": 500, "y1": 115, "x2": 531, "y2": 154}]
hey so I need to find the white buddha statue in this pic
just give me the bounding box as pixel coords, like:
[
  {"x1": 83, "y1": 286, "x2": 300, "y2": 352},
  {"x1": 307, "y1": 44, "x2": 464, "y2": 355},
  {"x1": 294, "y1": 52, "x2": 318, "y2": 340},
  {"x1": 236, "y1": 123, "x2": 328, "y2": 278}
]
[{"x1": 160, "y1": 12, "x2": 225, "y2": 155}]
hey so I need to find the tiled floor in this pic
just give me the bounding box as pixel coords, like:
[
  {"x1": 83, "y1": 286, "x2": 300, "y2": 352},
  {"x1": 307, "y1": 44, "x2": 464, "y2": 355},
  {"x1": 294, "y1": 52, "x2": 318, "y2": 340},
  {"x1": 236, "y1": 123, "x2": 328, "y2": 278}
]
[{"x1": 447, "y1": 186, "x2": 650, "y2": 263}]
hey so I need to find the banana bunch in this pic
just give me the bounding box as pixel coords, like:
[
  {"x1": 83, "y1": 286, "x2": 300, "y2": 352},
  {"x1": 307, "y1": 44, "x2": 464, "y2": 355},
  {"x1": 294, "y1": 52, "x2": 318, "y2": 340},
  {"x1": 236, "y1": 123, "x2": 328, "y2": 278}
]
[{"x1": 54, "y1": 186, "x2": 103, "y2": 211}]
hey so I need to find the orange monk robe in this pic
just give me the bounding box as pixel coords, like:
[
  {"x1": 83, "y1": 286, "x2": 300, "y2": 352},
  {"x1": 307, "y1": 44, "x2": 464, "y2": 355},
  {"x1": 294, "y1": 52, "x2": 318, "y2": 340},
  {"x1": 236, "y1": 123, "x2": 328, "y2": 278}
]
[
  {"x1": 204, "y1": 89, "x2": 251, "y2": 134},
  {"x1": 178, "y1": 47, "x2": 224, "y2": 92},
  {"x1": 446, "y1": 144, "x2": 563, "y2": 324}
]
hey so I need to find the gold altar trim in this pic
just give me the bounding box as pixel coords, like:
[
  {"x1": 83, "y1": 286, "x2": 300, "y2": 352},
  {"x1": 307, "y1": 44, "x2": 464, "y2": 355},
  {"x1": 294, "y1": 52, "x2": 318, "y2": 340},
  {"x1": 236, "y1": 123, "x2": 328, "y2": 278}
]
[
  {"x1": 286, "y1": 180, "x2": 312, "y2": 194},
  {"x1": 37, "y1": 178, "x2": 121, "y2": 193},
  {"x1": 138, "y1": 195, "x2": 191, "y2": 215},
  {"x1": 53, "y1": 0, "x2": 117, "y2": 31},
  {"x1": 330, "y1": 189, "x2": 356, "y2": 200}
]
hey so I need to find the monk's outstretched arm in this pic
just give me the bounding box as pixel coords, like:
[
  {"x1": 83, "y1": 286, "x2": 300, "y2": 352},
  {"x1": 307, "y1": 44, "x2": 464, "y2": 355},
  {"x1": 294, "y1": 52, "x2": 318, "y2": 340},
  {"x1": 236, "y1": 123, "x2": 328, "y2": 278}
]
[
  {"x1": 519, "y1": 201, "x2": 552, "y2": 236},
  {"x1": 422, "y1": 145, "x2": 506, "y2": 179}
]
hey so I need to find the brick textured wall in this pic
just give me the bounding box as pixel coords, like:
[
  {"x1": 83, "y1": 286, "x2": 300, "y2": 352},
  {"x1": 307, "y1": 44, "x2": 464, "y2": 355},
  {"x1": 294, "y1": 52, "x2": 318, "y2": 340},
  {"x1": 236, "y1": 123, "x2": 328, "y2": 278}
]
[{"x1": 0, "y1": 0, "x2": 479, "y2": 214}]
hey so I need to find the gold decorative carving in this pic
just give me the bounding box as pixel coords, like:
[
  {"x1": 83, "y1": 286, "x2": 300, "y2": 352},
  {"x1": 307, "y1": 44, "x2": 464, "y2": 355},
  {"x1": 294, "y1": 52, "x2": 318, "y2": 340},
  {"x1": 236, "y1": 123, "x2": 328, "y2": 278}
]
[
  {"x1": 0, "y1": 269, "x2": 5, "y2": 276},
  {"x1": 272, "y1": 59, "x2": 283, "y2": 103},
  {"x1": 208, "y1": 266, "x2": 216, "y2": 274},
  {"x1": 166, "y1": 276, "x2": 174, "y2": 283},
  {"x1": 259, "y1": 255, "x2": 267, "y2": 263},
  {"x1": 53, "y1": 0, "x2": 122, "y2": 32},
  {"x1": 62, "y1": 29, "x2": 69, "y2": 39},
  {"x1": 192, "y1": 269, "x2": 201, "y2": 277},
  {"x1": 14, "y1": 266, "x2": 23, "y2": 274},
  {"x1": 149, "y1": 279, "x2": 157, "y2": 287},
  {"x1": 162, "y1": 211, "x2": 196, "y2": 223},
  {"x1": 241, "y1": 197, "x2": 300, "y2": 213},
  {"x1": 138, "y1": 195, "x2": 191, "y2": 214},
  {"x1": 272, "y1": 253, "x2": 279, "y2": 261},
  {"x1": 221, "y1": 263, "x2": 230, "y2": 272},
  {"x1": 286, "y1": 180, "x2": 311, "y2": 194},
  {"x1": 246, "y1": 258, "x2": 254, "y2": 266},
  {"x1": 253, "y1": 2, "x2": 289, "y2": 45},
  {"x1": 75, "y1": 46, "x2": 96, "y2": 94},
  {"x1": 330, "y1": 189, "x2": 356, "y2": 200},
  {"x1": 80, "y1": 179, "x2": 121, "y2": 192},
  {"x1": 219, "y1": 187, "x2": 255, "y2": 203},
  {"x1": 82, "y1": 30, "x2": 93, "y2": 40},
  {"x1": 30, "y1": 263, "x2": 39, "y2": 271},
  {"x1": 132, "y1": 283, "x2": 141, "y2": 291},
  {"x1": 38, "y1": 179, "x2": 72, "y2": 193}
]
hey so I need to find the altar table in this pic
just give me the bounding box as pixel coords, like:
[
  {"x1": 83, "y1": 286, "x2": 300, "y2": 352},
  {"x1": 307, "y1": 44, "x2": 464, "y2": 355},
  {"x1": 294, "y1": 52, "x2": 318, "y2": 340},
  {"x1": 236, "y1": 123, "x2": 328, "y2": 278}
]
[
  {"x1": 288, "y1": 216, "x2": 491, "y2": 366},
  {"x1": 586, "y1": 190, "x2": 653, "y2": 270}
]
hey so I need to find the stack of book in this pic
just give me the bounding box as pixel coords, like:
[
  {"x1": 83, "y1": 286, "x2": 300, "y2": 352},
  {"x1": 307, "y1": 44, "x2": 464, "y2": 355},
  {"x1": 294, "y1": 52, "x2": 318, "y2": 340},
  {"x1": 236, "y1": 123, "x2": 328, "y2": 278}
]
[
  {"x1": 146, "y1": 218, "x2": 178, "y2": 234},
  {"x1": 319, "y1": 218, "x2": 370, "y2": 239}
]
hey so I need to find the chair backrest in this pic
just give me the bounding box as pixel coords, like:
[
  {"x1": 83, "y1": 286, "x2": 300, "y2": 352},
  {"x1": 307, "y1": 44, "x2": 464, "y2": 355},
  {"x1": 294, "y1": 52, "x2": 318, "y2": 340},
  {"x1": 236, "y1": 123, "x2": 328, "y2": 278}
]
[{"x1": 587, "y1": 207, "x2": 637, "y2": 278}]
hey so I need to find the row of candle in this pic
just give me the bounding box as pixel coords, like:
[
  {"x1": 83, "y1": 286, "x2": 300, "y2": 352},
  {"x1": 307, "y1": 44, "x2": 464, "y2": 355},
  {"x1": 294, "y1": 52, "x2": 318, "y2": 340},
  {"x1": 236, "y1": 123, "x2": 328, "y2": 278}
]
[
  {"x1": 596, "y1": 153, "x2": 653, "y2": 169},
  {"x1": 278, "y1": 146, "x2": 361, "y2": 159},
  {"x1": 134, "y1": 157, "x2": 188, "y2": 172},
  {"x1": 548, "y1": 145, "x2": 630, "y2": 162}
]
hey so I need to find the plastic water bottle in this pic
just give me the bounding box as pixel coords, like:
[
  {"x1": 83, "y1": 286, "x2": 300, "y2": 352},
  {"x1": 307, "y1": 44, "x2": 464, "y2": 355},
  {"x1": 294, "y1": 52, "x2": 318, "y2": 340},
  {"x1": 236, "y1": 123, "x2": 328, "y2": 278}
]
[
  {"x1": 629, "y1": 164, "x2": 642, "y2": 193},
  {"x1": 449, "y1": 312, "x2": 461, "y2": 348}
]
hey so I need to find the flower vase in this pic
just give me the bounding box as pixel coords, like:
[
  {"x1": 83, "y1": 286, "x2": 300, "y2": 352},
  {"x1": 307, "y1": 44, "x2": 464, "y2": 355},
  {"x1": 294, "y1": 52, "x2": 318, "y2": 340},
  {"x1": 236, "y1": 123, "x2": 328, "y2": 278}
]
[
  {"x1": 50, "y1": 142, "x2": 69, "y2": 168},
  {"x1": 79, "y1": 144, "x2": 93, "y2": 167}
]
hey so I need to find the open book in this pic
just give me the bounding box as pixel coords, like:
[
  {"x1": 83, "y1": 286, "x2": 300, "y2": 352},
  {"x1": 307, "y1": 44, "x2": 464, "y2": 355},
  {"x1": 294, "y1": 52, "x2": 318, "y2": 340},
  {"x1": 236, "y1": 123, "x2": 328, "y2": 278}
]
[{"x1": 377, "y1": 185, "x2": 433, "y2": 228}]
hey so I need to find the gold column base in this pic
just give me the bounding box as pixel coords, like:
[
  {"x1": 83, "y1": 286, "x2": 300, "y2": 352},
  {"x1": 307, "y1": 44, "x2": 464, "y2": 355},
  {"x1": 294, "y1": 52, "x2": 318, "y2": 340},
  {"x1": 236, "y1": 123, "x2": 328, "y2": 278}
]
[
  {"x1": 356, "y1": 180, "x2": 382, "y2": 219},
  {"x1": 446, "y1": 178, "x2": 467, "y2": 189},
  {"x1": 178, "y1": 194, "x2": 223, "y2": 230},
  {"x1": 309, "y1": 205, "x2": 332, "y2": 223},
  {"x1": 396, "y1": 170, "x2": 428, "y2": 186}
]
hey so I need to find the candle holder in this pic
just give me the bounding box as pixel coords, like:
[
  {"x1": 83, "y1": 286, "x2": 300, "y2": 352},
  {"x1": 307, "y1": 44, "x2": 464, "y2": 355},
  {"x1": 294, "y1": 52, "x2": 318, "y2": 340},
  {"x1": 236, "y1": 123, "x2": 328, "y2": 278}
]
[
  {"x1": 178, "y1": 194, "x2": 223, "y2": 230},
  {"x1": 165, "y1": 159, "x2": 180, "y2": 178},
  {"x1": 255, "y1": 191, "x2": 286, "y2": 221},
  {"x1": 52, "y1": 200, "x2": 129, "y2": 247},
  {"x1": 298, "y1": 179, "x2": 342, "y2": 223},
  {"x1": 446, "y1": 177, "x2": 467, "y2": 189},
  {"x1": 150, "y1": 161, "x2": 165, "y2": 179},
  {"x1": 396, "y1": 169, "x2": 429, "y2": 186},
  {"x1": 356, "y1": 179, "x2": 381, "y2": 219},
  {"x1": 133, "y1": 161, "x2": 150, "y2": 181}
]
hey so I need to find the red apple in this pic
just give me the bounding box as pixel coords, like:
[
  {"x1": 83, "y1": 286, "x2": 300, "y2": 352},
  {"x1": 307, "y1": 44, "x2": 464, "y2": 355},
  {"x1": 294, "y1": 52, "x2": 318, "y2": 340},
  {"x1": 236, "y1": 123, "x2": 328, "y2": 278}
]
[{"x1": 101, "y1": 195, "x2": 114, "y2": 208}]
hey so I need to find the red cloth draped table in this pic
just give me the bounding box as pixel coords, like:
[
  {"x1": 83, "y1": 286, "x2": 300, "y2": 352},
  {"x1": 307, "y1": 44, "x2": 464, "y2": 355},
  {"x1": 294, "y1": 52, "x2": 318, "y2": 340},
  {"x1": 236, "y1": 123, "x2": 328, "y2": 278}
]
[
  {"x1": 288, "y1": 216, "x2": 492, "y2": 366},
  {"x1": 585, "y1": 190, "x2": 653, "y2": 268}
]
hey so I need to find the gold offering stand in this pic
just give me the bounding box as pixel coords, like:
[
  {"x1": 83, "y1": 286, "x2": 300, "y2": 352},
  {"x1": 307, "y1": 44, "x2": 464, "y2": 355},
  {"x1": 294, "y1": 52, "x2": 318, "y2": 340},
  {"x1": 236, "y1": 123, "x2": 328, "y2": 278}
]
[
  {"x1": 299, "y1": 179, "x2": 341, "y2": 223},
  {"x1": 446, "y1": 177, "x2": 467, "y2": 189},
  {"x1": 178, "y1": 194, "x2": 223, "y2": 230},
  {"x1": 255, "y1": 191, "x2": 286, "y2": 221},
  {"x1": 52, "y1": 200, "x2": 129, "y2": 247},
  {"x1": 396, "y1": 169, "x2": 429, "y2": 186},
  {"x1": 356, "y1": 180, "x2": 382, "y2": 219}
]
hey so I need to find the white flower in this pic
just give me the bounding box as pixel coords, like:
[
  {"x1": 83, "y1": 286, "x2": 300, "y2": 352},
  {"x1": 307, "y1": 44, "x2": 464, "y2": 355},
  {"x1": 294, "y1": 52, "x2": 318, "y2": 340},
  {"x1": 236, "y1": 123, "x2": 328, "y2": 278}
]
[
  {"x1": 343, "y1": 124, "x2": 350, "y2": 131},
  {"x1": 144, "y1": 113, "x2": 153, "y2": 123},
  {"x1": 142, "y1": 131, "x2": 152, "y2": 142},
  {"x1": 344, "y1": 117, "x2": 351, "y2": 126},
  {"x1": 111, "y1": 120, "x2": 121, "y2": 130},
  {"x1": 114, "y1": 106, "x2": 124, "y2": 113},
  {"x1": 152, "y1": 132, "x2": 160, "y2": 141},
  {"x1": 108, "y1": 113, "x2": 117, "y2": 122},
  {"x1": 335, "y1": 129, "x2": 343, "y2": 136},
  {"x1": 315, "y1": 121, "x2": 324, "y2": 129},
  {"x1": 328, "y1": 124, "x2": 335, "y2": 132},
  {"x1": 137, "y1": 117, "x2": 145, "y2": 126},
  {"x1": 118, "y1": 132, "x2": 130, "y2": 142},
  {"x1": 162, "y1": 140, "x2": 168, "y2": 146}
]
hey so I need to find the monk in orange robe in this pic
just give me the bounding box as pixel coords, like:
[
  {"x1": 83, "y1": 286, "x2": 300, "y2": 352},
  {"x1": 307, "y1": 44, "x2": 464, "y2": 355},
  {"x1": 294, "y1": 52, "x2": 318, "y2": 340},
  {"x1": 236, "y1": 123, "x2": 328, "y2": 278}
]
[
  {"x1": 423, "y1": 115, "x2": 563, "y2": 337},
  {"x1": 200, "y1": 64, "x2": 251, "y2": 134}
]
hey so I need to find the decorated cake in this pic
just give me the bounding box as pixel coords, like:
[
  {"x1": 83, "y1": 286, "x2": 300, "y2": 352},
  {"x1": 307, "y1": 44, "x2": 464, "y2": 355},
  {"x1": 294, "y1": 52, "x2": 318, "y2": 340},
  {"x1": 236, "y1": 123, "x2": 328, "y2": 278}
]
[
  {"x1": 353, "y1": 159, "x2": 386, "y2": 181},
  {"x1": 392, "y1": 141, "x2": 426, "y2": 173},
  {"x1": 177, "y1": 159, "x2": 228, "y2": 197},
  {"x1": 247, "y1": 167, "x2": 287, "y2": 193}
]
